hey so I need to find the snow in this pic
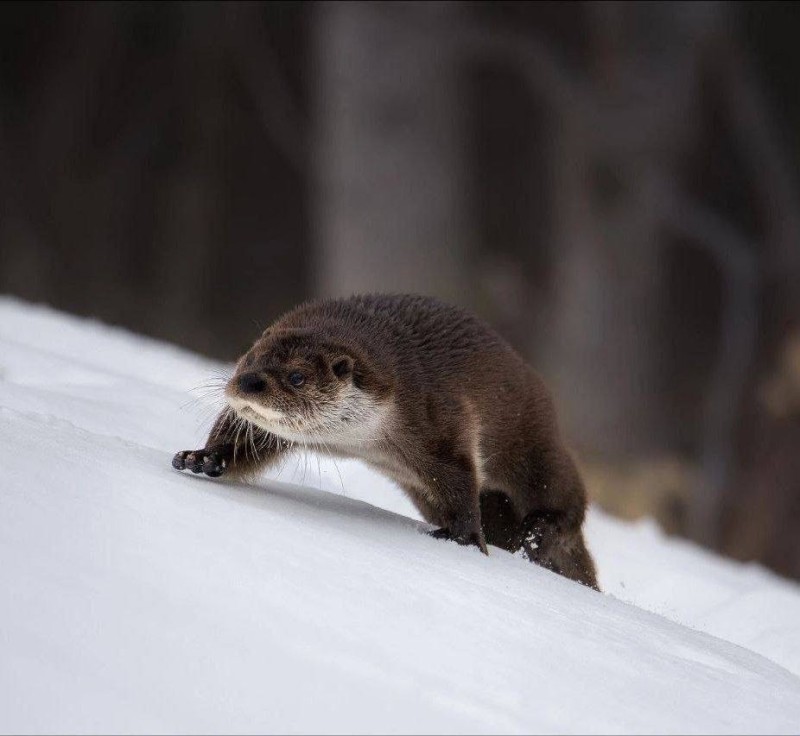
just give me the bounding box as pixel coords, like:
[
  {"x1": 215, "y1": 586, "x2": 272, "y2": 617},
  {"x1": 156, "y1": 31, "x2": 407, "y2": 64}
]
[{"x1": 2, "y1": 296, "x2": 800, "y2": 734}]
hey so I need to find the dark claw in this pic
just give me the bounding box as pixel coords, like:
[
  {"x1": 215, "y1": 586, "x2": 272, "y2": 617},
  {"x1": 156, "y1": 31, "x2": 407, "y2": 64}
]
[
  {"x1": 183, "y1": 452, "x2": 202, "y2": 473},
  {"x1": 202, "y1": 453, "x2": 225, "y2": 477},
  {"x1": 172, "y1": 451, "x2": 189, "y2": 470}
]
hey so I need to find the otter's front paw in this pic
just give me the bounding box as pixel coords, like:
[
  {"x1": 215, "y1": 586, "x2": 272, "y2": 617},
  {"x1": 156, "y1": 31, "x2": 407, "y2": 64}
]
[
  {"x1": 429, "y1": 527, "x2": 453, "y2": 541},
  {"x1": 428, "y1": 526, "x2": 488, "y2": 554},
  {"x1": 172, "y1": 448, "x2": 229, "y2": 478}
]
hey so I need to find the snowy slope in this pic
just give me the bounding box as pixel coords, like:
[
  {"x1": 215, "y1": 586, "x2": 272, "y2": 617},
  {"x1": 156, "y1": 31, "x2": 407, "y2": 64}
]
[{"x1": 2, "y1": 297, "x2": 800, "y2": 734}]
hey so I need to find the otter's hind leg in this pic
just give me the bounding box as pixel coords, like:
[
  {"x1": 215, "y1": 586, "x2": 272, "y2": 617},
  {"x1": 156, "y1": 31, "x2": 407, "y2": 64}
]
[
  {"x1": 520, "y1": 509, "x2": 599, "y2": 590},
  {"x1": 487, "y1": 445, "x2": 600, "y2": 590}
]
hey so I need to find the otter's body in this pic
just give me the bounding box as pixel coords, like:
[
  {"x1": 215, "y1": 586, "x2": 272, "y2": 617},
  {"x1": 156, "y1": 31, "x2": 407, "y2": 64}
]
[{"x1": 173, "y1": 294, "x2": 598, "y2": 589}]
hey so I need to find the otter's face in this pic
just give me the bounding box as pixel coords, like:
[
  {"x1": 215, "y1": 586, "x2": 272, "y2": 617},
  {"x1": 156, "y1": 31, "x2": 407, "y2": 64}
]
[{"x1": 225, "y1": 330, "x2": 388, "y2": 445}]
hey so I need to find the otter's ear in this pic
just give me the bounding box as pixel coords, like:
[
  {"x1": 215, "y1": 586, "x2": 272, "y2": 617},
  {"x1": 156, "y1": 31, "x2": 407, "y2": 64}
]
[{"x1": 332, "y1": 355, "x2": 354, "y2": 379}]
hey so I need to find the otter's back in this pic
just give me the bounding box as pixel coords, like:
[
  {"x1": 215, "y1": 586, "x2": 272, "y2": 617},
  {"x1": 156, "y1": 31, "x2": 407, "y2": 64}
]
[{"x1": 281, "y1": 294, "x2": 517, "y2": 369}]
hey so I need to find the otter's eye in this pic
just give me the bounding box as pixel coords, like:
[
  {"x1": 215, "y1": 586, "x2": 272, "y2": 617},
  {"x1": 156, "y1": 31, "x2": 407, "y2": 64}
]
[{"x1": 288, "y1": 372, "x2": 305, "y2": 387}]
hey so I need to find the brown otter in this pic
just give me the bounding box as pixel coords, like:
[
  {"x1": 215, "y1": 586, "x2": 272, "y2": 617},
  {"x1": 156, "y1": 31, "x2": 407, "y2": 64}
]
[{"x1": 173, "y1": 294, "x2": 599, "y2": 589}]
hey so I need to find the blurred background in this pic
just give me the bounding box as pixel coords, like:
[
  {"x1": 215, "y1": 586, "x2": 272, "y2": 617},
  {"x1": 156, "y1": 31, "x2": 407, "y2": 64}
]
[{"x1": 1, "y1": 1, "x2": 799, "y2": 579}]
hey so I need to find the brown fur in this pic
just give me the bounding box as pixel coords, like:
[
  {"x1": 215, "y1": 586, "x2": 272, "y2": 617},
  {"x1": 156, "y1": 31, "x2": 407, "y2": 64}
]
[{"x1": 173, "y1": 294, "x2": 599, "y2": 590}]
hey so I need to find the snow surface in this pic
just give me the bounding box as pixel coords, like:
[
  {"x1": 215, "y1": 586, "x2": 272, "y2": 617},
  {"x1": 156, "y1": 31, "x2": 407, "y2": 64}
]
[{"x1": 2, "y1": 296, "x2": 800, "y2": 734}]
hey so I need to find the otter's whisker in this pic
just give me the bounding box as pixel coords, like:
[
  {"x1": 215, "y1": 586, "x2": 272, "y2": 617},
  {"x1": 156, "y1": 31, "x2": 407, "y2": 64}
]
[{"x1": 315, "y1": 435, "x2": 347, "y2": 497}]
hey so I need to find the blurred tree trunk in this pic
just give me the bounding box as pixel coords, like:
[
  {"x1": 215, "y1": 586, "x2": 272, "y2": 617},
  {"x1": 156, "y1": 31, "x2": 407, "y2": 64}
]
[
  {"x1": 150, "y1": 3, "x2": 229, "y2": 354},
  {"x1": 312, "y1": 1, "x2": 471, "y2": 304},
  {"x1": 546, "y1": 113, "x2": 668, "y2": 458},
  {"x1": 544, "y1": 4, "x2": 713, "y2": 460},
  {"x1": 722, "y1": 350, "x2": 800, "y2": 579},
  {"x1": 0, "y1": 3, "x2": 121, "y2": 312}
]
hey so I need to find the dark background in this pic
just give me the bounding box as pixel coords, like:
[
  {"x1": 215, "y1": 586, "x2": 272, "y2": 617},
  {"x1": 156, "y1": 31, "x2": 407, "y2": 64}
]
[{"x1": 2, "y1": 1, "x2": 800, "y2": 579}]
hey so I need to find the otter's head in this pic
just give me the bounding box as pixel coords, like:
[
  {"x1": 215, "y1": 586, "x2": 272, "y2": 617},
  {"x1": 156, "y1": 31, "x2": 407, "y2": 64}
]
[{"x1": 225, "y1": 328, "x2": 391, "y2": 444}]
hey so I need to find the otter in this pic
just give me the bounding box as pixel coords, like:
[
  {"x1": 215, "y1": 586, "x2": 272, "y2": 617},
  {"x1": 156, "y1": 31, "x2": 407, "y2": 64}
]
[{"x1": 173, "y1": 294, "x2": 599, "y2": 590}]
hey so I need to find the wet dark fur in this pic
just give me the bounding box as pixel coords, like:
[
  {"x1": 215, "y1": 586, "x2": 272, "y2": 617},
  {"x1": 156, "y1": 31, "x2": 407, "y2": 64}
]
[{"x1": 173, "y1": 294, "x2": 599, "y2": 590}]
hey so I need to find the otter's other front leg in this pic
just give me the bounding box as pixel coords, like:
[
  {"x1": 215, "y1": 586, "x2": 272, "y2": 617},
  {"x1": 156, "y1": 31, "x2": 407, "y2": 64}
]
[{"x1": 172, "y1": 409, "x2": 285, "y2": 481}]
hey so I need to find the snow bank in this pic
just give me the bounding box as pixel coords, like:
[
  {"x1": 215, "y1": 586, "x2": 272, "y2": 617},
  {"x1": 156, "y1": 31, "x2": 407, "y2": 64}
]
[{"x1": 2, "y1": 297, "x2": 800, "y2": 734}]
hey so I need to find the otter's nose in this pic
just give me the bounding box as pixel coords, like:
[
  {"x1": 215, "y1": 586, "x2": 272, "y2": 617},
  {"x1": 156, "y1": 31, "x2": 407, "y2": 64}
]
[{"x1": 238, "y1": 372, "x2": 266, "y2": 394}]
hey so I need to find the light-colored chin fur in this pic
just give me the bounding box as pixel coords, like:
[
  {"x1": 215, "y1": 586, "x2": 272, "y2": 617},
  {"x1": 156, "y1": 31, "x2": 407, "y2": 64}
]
[
  {"x1": 225, "y1": 391, "x2": 390, "y2": 448},
  {"x1": 226, "y1": 395, "x2": 292, "y2": 435}
]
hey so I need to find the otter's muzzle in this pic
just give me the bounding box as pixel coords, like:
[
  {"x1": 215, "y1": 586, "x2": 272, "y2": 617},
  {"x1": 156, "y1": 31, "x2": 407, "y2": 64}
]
[{"x1": 237, "y1": 372, "x2": 266, "y2": 394}]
